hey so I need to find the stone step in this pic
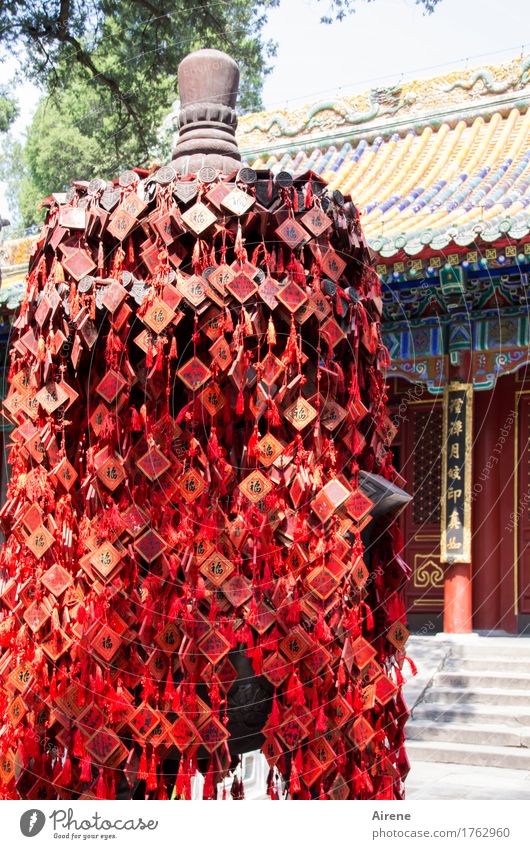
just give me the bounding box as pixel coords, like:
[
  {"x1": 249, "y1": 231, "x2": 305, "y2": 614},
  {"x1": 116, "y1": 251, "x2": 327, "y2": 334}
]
[
  {"x1": 412, "y1": 701, "x2": 530, "y2": 727},
  {"x1": 406, "y1": 740, "x2": 530, "y2": 770},
  {"x1": 406, "y1": 720, "x2": 530, "y2": 747},
  {"x1": 443, "y1": 657, "x2": 530, "y2": 674},
  {"x1": 444, "y1": 641, "x2": 530, "y2": 659},
  {"x1": 423, "y1": 686, "x2": 530, "y2": 706},
  {"x1": 434, "y1": 670, "x2": 530, "y2": 690}
]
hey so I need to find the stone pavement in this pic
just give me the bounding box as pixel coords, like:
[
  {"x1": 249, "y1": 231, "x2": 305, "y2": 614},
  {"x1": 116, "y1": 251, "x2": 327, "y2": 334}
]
[{"x1": 406, "y1": 759, "x2": 530, "y2": 800}]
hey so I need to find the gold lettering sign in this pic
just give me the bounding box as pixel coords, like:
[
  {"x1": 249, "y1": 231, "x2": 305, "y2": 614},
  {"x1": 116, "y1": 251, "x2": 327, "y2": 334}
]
[{"x1": 441, "y1": 383, "x2": 472, "y2": 563}]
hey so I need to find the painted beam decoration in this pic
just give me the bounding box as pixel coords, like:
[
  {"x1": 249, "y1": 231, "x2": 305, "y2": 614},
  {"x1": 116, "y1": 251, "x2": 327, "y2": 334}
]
[{"x1": 441, "y1": 383, "x2": 473, "y2": 563}]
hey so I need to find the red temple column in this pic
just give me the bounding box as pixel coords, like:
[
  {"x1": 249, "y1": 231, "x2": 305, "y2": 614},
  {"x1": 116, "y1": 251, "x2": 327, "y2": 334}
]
[{"x1": 444, "y1": 562, "x2": 472, "y2": 632}]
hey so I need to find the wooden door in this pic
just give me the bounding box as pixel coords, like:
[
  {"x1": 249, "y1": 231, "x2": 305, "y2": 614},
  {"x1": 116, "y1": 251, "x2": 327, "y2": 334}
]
[
  {"x1": 400, "y1": 399, "x2": 445, "y2": 616},
  {"x1": 517, "y1": 394, "x2": 530, "y2": 615}
]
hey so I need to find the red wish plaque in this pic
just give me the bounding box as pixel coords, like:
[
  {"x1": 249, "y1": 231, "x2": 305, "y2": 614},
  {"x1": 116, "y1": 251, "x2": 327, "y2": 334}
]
[
  {"x1": 86, "y1": 729, "x2": 121, "y2": 766},
  {"x1": 222, "y1": 573, "x2": 252, "y2": 607},
  {"x1": 284, "y1": 397, "x2": 317, "y2": 431},
  {"x1": 155, "y1": 621, "x2": 182, "y2": 653},
  {"x1": 305, "y1": 565, "x2": 339, "y2": 601},
  {"x1": 278, "y1": 714, "x2": 308, "y2": 751},
  {"x1": 258, "y1": 276, "x2": 279, "y2": 310},
  {"x1": 310, "y1": 490, "x2": 335, "y2": 524},
  {"x1": 261, "y1": 735, "x2": 283, "y2": 769},
  {"x1": 321, "y1": 316, "x2": 346, "y2": 348},
  {"x1": 23, "y1": 600, "x2": 50, "y2": 634},
  {"x1": 128, "y1": 703, "x2": 158, "y2": 740},
  {"x1": 309, "y1": 737, "x2": 336, "y2": 772},
  {"x1": 41, "y1": 563, "x2": 73, "y2": 597},
  {"x1": 351, "y1": 557, "x2": 369, "y2": 589},
  {"x1": 257, "y1": 433, "x2": 283, "y2": 468},
  {"x1": 199, "y1": 382, "x2": 225, "y2": 416},
  {"x1": 208, "y1": 263, "x2": 234, "y2": 294},
  {"x1": 329, "y1": 775, "x2": 350, "y2": 800},
  {"x1": 137, "y1": 446, "x2": 171, "y2": 481},
  {"x1": 192, "y1": 536, "x2": 215, "y2": 564},
  {"x1": 178, "y1": 468, "x2": 206, "y2": 503},
  {"x1": 321, "y1": 248, "x2": 346, "y2": 281},
  {"x1": 280, "y1": 626, "x2": 309, "y2": 663},
  {"x1": 89, "y1": 402, "x2": 109, "y2": 436},
  {"x1": 301, "y1": 207, "x2": 332, "y2": 237},
  {"x1": 91, "y1": 624, "x2": 122, "y2": 662},
  {"x1": 320, "y1": 399, "x2": 347, "y2": 432},
  {"x1": 352, "y1": 636, "x2": 377, "y2": 669},
  {"x1": 53, "y1": 457, "x2": 78, "y2": 491},
  {"x1": 225, "y1": 272, "x2": 257, "y2": 304},
  {"x1": 346, "y1": 489, "x2": 374, "y2": 522},
  {"x1": 170, "y1": 715, "x2": 198, "y2": 752},
  {"x1": 178, "y1": 274, "x2": 208, "y2": 307},
  {"x1": 62, "y1": 248, "x2": 96, "y2": 281},
  {"x1": 321, "y1": 477, "x2": 351, "y2": 509},
  {"x1": 260, "y1": 352, "x2": 284, "y2": 387},
  {"x1": 181, "y1": 201, "x2": 216, "y2": 235},
  {"x1": 121, "y1": 504, "x2": 148, "y2": 538},
  {"x1": 96, "y1": 370, "x2": 127, "y2": 404},
  {"x1": 176, "y1": 357, "x2": 211, "y2": 391},
  {"x1": 209, "y1": 336, "x2": 232, "y2": 371},
  {"x1": 275, "y1": 218, "x2": 308, "y2": 249},
  {"x1": 90, "y1": 542, "x2": 122, "y2": 579},
  {"x1": 96, "y1": 455, "x2": 126, "y2": 492},
  {"x1": 36, "y1": 381, "x2": 69, "y2": 414},
  {"x1": 387, "y1": 620, "x2": 410, "y2": 651},
  {"x1": 199, "y1": 552, "x2": 234, "y2": 587},
  {"x1": 348, "y1": 716, "x2": 374, "y2": 751},
  {"x1": 221, "y1": 187, "x2": 254, "y2": 216},
  {"x1": 239, "y1": 470, "x2": 273, "y2": 503},
  {"x1": 262, "y1": 651, "x2": 289, "y2": 688},
  {"x1": 26, "y1": 525, "x2": 54, "y2": 559},
  {"x1": 375, "y1": 673, "x2": 398, "y2": 706},
  {"x1": 199, "y1": 715, "x2": 229, "y2": 753},
  {"x1": 329, "y1": 693, "x2": 354, "y2": 729},
  {"x1": 143, "y1": 299, "x2": 175, "y2": 334},
  {"x1": 108, "y1": 208, "x2": 137, "y2": 240},
  {"x1": 101, "y1": 281, "x2": 127, "y2": 314},
  {"x1": 198, "y1": 630, "x2": 231, "y2": 665},
  {"x1": 277, "y1": 280, "x2": 308, "y2": 313},
  {"x1": 134, "y1": 529, "x2": 167, "y2": 563}
]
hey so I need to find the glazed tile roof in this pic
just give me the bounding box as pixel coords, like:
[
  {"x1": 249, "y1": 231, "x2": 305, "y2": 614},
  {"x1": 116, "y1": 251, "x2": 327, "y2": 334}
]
[{"x1": 238, "y1": 55, "x2": 530, "y2": 257}]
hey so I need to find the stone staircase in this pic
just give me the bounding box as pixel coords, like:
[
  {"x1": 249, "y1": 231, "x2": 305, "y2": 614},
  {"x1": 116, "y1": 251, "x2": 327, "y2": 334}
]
[{"x1": 406, "y1": 636, "x2": 530, "y2": 770}]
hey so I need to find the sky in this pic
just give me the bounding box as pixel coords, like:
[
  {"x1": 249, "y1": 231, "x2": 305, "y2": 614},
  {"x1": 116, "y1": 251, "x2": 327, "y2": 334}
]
[{"x1": 1, "y1": 0, "x2": 529, "y2": 219}]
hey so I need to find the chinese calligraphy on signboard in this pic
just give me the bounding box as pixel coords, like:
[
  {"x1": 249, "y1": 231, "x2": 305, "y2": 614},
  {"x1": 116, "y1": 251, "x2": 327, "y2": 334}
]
[{"x1": 441, "y1": 383, "x2": 472, "y2": 563}]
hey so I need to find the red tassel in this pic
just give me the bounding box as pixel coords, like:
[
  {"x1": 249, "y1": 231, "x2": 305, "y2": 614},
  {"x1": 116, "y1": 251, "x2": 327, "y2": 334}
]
[
  {"x1": 316, "y1": 705, "x2": 327, "y2": 733},
  {"x1": 137, "y1": 746, "x2": 148, "y2": 780},
  {"x1": 147, "y1": 752, "x2": 158, "y2": 792},
  {"x1": 80, "y1": 756, "x2": 93, "y2": 783},
  {"x1": 96, "y1": 768, "x2": 106, "y2": 800},
  {"x1": 236, "y1": 388, "x2": 244, "y2": 416},
  {"x1": 289, "y1": 761, "x2": 301, "y2": 796},
  {"x1": 267, "y1": 317, "x2": 276, "y2": 346}
]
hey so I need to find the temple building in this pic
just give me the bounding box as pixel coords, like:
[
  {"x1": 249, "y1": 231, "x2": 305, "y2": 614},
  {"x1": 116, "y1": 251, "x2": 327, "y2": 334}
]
[{"x1": 2, "y1": 54, "x2": 530, "y2": 634}]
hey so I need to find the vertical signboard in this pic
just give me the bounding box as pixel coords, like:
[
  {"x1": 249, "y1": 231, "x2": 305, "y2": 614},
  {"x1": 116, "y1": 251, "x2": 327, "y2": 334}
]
[{"x1": 441, "y1": 382, "x2": 472, "y2": 563}]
